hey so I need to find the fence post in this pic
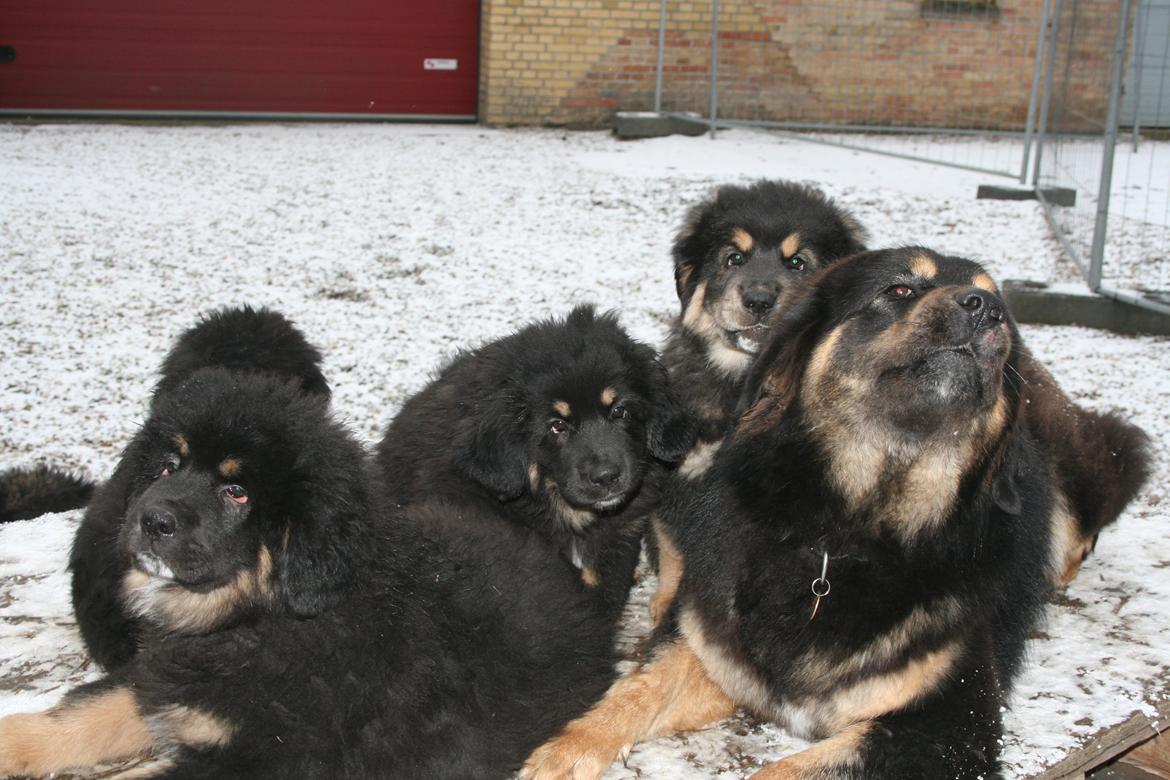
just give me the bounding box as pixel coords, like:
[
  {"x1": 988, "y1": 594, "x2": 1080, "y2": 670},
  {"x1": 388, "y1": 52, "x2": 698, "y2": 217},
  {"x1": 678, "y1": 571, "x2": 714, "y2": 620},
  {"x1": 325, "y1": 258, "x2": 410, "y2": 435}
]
[
  {"x1": 1130, "y1": 0, "x2": 1146, "y2": 151},
  {"x1": 1020, "y1": 0, "x2": 1052, "y2": 184},
  {"x1": 708, "y1": 0, "x2": 719, "y2": 138},
  {"x1": 654, "y1": 0, "x2": 667, "y2": 113},
  {"x1": 1088, "y1": 0, "x2": 1135, "y2": 291},
  {"x1": 1031, "y1": 0, "x2": 1063, "y2": 188}
]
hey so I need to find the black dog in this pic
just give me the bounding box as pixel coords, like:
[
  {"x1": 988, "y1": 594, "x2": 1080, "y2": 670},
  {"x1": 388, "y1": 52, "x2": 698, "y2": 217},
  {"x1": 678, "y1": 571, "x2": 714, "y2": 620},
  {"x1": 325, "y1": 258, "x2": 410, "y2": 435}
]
[
  {"x1": 649, "y1": 180, "x2": 867, "y2": 619},
  {"x1": 0, "y1": 320, "x2": 616, "y2": 778},
  {"x1": 524, "y1": 249, "x2": 1056, "y2": 780},
  {"x1": 377, "y1": 304, "x2": 695, "y2": 615},
  {"x1": 69, "y1": 305, "x2": 331, "y2": 670}
]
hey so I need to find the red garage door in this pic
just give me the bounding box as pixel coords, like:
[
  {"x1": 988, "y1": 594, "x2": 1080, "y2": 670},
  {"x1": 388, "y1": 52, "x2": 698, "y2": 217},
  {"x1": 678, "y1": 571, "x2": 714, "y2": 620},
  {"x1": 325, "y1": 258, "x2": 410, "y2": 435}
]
[{"x1": 0, "y1": 1, "x2": 479, "y2": 118}]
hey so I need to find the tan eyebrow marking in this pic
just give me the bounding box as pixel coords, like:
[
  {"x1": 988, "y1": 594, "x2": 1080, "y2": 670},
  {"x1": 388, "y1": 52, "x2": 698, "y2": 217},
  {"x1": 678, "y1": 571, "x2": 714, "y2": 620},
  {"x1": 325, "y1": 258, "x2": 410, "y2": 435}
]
[
  {"x1": 781, "y1": 232, "x2": 801, "y2": 258},
  {"x1": 909, "y1": 254, "x2": 939, "y2": 278},
  {"x1": 218, "y1": 458, "x2": 242, "y2": 479},
  {"x1": 552, "y1": 400, "x2": 571, "y2": 418},
  {"x1": 600, "y1": 387, "x2": 617, "y2": 406},
  {"x1": 731, "y1": 228, "x2": 754, "y2": 253},
  {"x1": 173, "y1": 435, "x2": 190, "y2": 457},
  {"x1": 972, "y1": 272, "x2": 998, "y2": 292}
]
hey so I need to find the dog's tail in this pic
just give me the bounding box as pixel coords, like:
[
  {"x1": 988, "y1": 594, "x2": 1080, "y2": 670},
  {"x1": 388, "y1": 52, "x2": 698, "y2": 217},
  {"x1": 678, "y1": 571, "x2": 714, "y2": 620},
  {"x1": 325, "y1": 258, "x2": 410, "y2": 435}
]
[
  {"x1": 1061, "y1": 408, "x2": 1152, "y2": 539},
  {"x1": 0, "y1": 465, "x2": 95, "y2": 523},
  {"x1": 154, "y1": 306, "x2": 330, "y2": 401}
]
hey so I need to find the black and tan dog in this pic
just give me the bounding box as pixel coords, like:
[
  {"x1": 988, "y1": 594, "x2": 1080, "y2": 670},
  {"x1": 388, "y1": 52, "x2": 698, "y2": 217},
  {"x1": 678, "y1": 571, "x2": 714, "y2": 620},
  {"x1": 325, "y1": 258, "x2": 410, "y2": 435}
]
[
  {"x1": 522, "y1": 249, "x2": 1060, "y2": 780},
  {"x1": 650, "y1": 180, "x2": 867, "y2": 620},
  {"x1": 651, "y1": 182, "x2": 1147, "y2": 618},
  {"x1": 68, "y1": 305, "x2": 333, "y2": 671},
  {"x1": 0, "y1": 314, "x2": 617, "y2": 779},
  {"x1": 377, "y1": 304, "x2": 695, "y2": 615}
]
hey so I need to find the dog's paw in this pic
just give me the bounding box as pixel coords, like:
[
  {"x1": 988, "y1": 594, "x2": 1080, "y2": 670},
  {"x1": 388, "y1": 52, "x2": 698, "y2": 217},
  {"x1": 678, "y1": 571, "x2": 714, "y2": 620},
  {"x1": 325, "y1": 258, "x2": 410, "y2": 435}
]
[
  {"x1": 519, "y1": 725, "x2": 626, "y2": 780},
  {"x1": 0, "y1": 713, "x2": 42, "y2": 778}
]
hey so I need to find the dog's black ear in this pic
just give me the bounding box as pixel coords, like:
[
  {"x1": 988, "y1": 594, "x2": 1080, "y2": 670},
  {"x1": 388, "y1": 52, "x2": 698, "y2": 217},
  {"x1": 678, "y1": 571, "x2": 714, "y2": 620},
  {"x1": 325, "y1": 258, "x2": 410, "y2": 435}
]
[
  {"x1": 644, "y1": 363, "x2": 698, "y2": 463},
  {"x1": 276, "y1": 430, "x2": 364, "y2": 618},
  {"x1": 735, "y1": 280, "x2": 829, "y2": 435},
  {"x1": 451, "y1": 390, "x2": 530, "y2": 500},
  {"x1": 990, "y1": 461, "x2": 1024, "y2": 516}
]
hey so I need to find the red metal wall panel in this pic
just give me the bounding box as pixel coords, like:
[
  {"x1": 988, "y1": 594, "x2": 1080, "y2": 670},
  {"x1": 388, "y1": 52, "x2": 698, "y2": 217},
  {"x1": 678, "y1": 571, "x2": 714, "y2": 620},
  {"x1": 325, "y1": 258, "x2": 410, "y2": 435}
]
[{"x1": 0, "y1": 1, "x2": 479, "y2": 116}]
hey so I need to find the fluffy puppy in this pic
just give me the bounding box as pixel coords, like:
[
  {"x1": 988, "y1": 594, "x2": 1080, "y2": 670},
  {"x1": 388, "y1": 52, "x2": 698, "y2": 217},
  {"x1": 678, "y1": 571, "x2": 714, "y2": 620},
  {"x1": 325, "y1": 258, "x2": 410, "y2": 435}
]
[
  {"x1": 377, "y1": 305, "x2": 695, "y2": 615},
  {"x1": 523, "y1": 249, "x2": 1057, "y2": 780},
  {"x1": 69, "y1": 306, "x2": 331, "y2": 671},
  {"x1": 0, "y1": 348, "x2": 615, "y2": 778},
  {"x1": 650, "y1": 180, "x2": 867, "y2": 620}
]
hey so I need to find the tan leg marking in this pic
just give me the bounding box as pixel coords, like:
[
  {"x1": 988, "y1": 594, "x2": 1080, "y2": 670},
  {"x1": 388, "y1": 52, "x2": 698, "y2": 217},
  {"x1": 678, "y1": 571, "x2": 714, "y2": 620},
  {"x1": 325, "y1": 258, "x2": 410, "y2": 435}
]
[
  {"x1": 154, "y1": 705, "x2": 236, "y2": 749},
  {"x1": 751, "y1": 721, "x2": 873, "y2": 780},
  {"x1": 678, "y1": 439, "x2": 721, "y2": 480},
  {"x1": 648, "y1": 516, "x2": 683, "y2": 624},
  {"x1": 0, "y1": 689, "x2": 153, "y2": 776},
  {"x1": 520, "y1": 641, "x2": 734, "y2": 780}
]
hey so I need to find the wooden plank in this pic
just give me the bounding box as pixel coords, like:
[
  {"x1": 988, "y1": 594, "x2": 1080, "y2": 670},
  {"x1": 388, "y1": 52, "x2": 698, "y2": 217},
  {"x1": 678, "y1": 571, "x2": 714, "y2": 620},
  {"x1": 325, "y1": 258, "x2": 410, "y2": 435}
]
[{"x1": 1031, "y1": 694, "x2": 1170, "y2": 780}]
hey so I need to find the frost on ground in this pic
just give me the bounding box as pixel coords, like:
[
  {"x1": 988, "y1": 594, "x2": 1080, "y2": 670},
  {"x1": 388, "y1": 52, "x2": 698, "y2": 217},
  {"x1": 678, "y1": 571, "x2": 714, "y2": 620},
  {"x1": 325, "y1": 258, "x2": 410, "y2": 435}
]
[{"x1": 1, "y1": 123, "x2": 1167, "y2": 778}]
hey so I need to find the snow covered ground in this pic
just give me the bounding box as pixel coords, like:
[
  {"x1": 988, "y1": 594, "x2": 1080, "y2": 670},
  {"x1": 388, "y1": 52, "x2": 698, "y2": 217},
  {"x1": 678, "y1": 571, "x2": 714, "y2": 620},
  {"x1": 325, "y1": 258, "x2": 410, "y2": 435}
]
[{"x1": 1, "y1": 122, "x2": 1167, "y2": 778}]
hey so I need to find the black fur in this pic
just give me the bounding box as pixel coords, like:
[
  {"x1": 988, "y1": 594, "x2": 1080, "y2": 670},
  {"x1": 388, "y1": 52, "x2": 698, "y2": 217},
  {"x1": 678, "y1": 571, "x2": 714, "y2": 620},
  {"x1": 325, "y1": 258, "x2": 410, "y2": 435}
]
[
  {"x1": 664, "y1": 179, "x2": 868, "y2": 443},
  {"x1": 6, "y1": 361, "x2": 616, "y2": 779},
  {"x1": 0, "y1": 465, "x2": 94, "y2": 523},
  {"x1": 659, "y1": 249, "x2": 1055, "y2": 778},
  {"x1": 377, "y1": 304, "x2": 695, "y2": 615},
  {"x1": 70, "y1": 306, "x2": 331, "y2": 671}
]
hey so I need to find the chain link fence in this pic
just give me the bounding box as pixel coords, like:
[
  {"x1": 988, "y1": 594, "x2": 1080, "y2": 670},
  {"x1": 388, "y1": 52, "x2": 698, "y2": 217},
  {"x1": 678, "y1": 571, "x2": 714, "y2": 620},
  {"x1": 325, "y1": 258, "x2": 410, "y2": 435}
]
[
  {"x1": 651, "y1": 0, "x2": 1047, "y2": 180},
  {"x1": 1034, "y1": 0, "x2": 1170, "y2": 314}
]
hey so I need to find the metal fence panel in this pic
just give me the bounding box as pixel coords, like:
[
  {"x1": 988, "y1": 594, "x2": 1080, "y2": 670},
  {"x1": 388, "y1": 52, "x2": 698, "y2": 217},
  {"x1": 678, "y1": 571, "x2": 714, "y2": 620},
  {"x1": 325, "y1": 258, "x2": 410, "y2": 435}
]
[{"x1": 653, "y1": 0, "x2": 1046, "y2": 180}]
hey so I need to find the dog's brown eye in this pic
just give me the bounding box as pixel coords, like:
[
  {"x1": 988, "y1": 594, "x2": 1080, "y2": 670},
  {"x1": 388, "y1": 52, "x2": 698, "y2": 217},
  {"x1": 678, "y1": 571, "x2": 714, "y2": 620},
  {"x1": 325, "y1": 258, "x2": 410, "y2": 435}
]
[
  {"x1": 549, "y1": 420, "x2": 569, "y2": 436},
  {"x1": 611, "y1": 405, "x2": 629, "y2": 420},
  {"x1": 885, "y1": 285, "x2": 915, "y2": 299},
  {"x1": 222, "y1": 485, "x2": 248, "y2": 505},
  {"x1": 785, "y1": 255, "x2": 806, "y2": 271},
  {"x1": 158, "y1": 455, "x2": 180, "y2": 477},
  {"x1": 726, "y1": 251, "x2": 745, "y2": 268}
]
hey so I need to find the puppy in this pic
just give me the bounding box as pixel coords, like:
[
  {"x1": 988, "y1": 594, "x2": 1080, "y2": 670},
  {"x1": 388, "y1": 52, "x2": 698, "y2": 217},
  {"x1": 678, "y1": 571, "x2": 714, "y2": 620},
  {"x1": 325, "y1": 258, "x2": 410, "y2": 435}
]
[
  {"x1": 650, "y1": 180, "x2": 867, "y2": 620},
  {"x1": 523, "y1": 249, "x2": 1058, "y2": 779},
  {"x1": 377, "y1": 304, "x2": 695, "y2": 615},
  {"x1": 69, "y1": 305, "x2": 332, "y2": 670},
  {"x1": 0, "y1": 322, "x2": 616, "y2": 778}
]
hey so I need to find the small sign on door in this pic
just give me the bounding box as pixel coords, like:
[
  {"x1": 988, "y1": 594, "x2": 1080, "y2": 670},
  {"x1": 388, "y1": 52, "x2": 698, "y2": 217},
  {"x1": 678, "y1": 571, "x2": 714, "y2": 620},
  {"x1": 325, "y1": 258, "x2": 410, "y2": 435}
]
[{"x1": 424, "y1": 59, "x2": 458, "y2": 71}]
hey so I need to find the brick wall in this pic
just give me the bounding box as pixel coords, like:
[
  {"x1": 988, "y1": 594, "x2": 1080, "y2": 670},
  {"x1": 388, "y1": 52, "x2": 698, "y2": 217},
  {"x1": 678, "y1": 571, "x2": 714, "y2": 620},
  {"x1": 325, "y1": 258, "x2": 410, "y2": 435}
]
[{"x1": 478, "y1": 0, "x2": 1120, "y2": 132}]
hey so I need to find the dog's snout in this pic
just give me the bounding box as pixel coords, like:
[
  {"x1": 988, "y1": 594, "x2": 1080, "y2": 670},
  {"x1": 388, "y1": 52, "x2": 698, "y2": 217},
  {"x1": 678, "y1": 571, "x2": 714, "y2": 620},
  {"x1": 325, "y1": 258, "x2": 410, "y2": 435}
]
[
  {"x1": 955, "y1": 289, "x2": 1005, "y2": 327},
  {"x1": 741, "y1": 288, "x2": 776, "y2": 318},
  {"x1": 141, "y1": 508, "x2": 178, "y2": 539},
  {"x1": 587, "y1": 462, "x2": 622, "y2": 488}
]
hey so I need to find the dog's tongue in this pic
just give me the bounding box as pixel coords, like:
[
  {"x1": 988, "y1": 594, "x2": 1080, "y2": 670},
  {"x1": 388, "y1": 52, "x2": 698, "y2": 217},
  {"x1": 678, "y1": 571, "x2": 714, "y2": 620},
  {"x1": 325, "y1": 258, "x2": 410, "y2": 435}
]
[{"x1": 737, "y1": 325, "x2": 769, "y2": 353}]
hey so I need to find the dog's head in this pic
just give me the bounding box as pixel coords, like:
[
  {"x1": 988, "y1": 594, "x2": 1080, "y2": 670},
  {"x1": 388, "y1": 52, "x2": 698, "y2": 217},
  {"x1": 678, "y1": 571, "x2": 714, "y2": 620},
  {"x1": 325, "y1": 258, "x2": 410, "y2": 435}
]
[
  {"x1": 672, "y1": 180, "x2": 867, "y2": 374},
  {"x1": 738, "y1": 248, "x2": 1021, "y2": 536},
  {"x1": 452, "y1": 306, "x2": 696, "y2": 529},
  {"x1": 120, "y1": 368, "x2": 366, "y2": 632}
]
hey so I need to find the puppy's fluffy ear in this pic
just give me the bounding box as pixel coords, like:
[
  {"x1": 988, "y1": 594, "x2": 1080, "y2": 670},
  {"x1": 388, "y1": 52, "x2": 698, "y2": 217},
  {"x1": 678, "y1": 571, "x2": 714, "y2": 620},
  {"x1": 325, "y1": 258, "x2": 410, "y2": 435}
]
[
  {"x1": 645, "y1": 362, "x2": 698, "y2": 462},
  {"x1": 451, "y1": 391, "x2": 530, "y2": 500},
  {"x1": 276, "y1": 429, "x2": 363, "y2": 617},
  {"x1": 736, "y1": 284, "x2": 827, "y2": 434}
]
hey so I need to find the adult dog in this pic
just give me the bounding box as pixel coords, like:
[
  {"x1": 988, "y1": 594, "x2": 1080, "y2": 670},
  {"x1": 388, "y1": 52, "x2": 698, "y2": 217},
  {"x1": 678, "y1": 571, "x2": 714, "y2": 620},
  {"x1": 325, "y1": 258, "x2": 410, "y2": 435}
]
[
  {"x1": 0, "y1": 315, "x2": 616, "y2": 778},
  {"x1": 377, "y1": 304, "x2": 695, "y2": 615},
  {"x1": 523, "y1": 249, "x2": 1058, "y2": 779},
  {"x1": 69, "y1": 306, "x2": 332, "y2": 671},
  {"x1": 651, "y1": 181, "x2": 1146, "y2": 619}
]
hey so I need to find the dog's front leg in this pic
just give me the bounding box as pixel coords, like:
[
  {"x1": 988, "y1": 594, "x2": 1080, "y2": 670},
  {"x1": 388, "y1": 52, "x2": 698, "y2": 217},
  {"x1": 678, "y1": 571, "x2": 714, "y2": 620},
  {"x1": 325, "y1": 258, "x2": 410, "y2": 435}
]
[
  {"x1": 520, "y1": 638, "x2": 734, "y2": 780},
  {"x1": 0, "y1": 686, "x2": 154, "y2": 777}
]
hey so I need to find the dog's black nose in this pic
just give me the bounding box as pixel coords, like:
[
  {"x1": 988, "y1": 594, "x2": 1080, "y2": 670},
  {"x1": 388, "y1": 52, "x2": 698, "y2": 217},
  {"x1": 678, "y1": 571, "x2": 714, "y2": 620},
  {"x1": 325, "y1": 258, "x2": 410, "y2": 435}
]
[
  {"x1": 955, "y1": 290, "x2": 1005, "y2": 325},
  {"x1": 588, "y1": 463, "x2": 622, "y2": 488},
  {"x1": 741, "y1": 289, "x2": 776, "y2": 317},
  {"x1": 141, "y1": 508, "x2": 177, "y2": 539}
]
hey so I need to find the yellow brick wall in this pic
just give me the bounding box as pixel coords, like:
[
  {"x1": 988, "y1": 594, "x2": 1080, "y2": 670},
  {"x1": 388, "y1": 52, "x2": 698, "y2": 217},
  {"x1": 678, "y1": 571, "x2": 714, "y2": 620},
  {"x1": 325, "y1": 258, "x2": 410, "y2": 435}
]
[{"x1": 478, "y1": 0, "x2": 1118, "y2": 131}]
